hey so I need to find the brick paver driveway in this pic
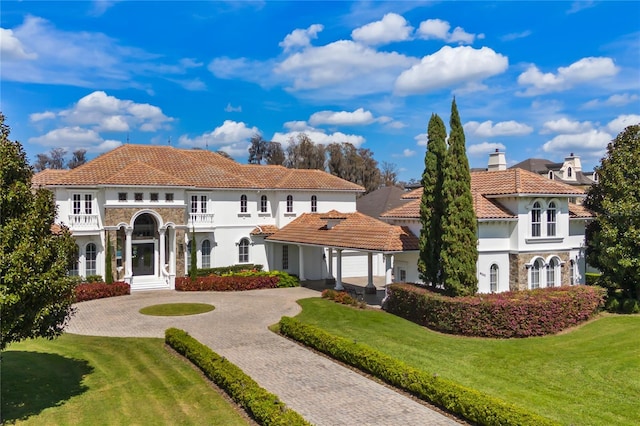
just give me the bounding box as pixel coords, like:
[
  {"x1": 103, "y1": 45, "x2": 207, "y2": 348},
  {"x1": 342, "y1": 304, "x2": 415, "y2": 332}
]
[{"x1": 67, "y1": 288, "x2": 459, "y2": 425}]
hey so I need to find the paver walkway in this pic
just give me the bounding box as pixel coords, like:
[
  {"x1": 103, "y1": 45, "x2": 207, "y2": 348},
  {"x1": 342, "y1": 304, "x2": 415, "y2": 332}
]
[{"x1": 66, "y1": 288, "x2": 460, "y2": 425}]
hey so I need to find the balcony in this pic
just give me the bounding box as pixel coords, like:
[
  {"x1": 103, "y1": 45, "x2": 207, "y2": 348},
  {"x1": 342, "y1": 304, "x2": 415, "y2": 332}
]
[
  {"x1": 68, "y1": 214, "x2": 100, "y2": 230},
  {"x1": 188, "y1": 213, "x2": 215, "y2": 228}
]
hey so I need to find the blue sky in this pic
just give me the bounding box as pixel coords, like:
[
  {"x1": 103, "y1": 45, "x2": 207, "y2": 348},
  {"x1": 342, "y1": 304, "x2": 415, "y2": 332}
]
[{"x1": 2, "y1": 1, "x2": 639, "y2": 181}]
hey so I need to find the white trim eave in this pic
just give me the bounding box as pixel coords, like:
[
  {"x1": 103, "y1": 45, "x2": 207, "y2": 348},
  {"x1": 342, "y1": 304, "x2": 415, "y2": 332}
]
[
  {"x1": 265, "y1": 238, "x2": 409, "y2": 254},
  {"x1": 478, "y1": 217, "x2": 518, "y2": 222}
]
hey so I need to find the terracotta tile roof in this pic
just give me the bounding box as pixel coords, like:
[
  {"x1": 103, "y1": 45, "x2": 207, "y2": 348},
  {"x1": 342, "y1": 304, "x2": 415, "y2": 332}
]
[
  {"x1": 380, "y1": 194, "x2": 516, "y2": 220},
  {"x1": 569, "y1": 202, "x2": 595, "y2": 218},
  {"x1": 250, "y1": 225, "x2": 279, "y2": 235},
  {"x1": 32, "y1": 169, "x2": 70, "y2": 186},
  {"x1": 267, "y1": 210, "x2": 419, "y2": 252},
  {"x1": 402, "y1": 188, "x2": 422, "y2": 199},
  {"x1": 39, "y1": 145, "x2": 364, "y2": 191},
  {"x1": 472, "y1": 169, "x2": 585, "y2": 196}
]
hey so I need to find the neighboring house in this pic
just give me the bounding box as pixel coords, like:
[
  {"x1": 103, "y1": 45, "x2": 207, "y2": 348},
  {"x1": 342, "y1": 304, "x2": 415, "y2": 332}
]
[
  {"x1": 356, "y1": 185, "x2": 410, "y2": 219},
  {"x1": 33, "y1": 144, "x2": 363, "y2": 291},
  {"x1": 511, "y1": 152, "x2": 598, "y2": 190},
  {"x1": 379, "y1": 151, "x2": 594, "y2": 293}
]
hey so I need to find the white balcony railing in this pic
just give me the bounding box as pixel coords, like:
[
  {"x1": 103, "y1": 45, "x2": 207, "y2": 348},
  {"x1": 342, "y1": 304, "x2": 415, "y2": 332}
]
[
  {"x1": 68, "y1": 214, "x2": 100, "y2": 229},
  {"x1": 189, "y1": 213, "x2": 215, "y2": 227}
]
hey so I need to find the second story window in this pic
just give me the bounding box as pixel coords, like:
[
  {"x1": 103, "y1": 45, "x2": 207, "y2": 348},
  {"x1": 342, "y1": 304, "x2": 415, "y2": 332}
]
[
  {"x1": 547, "y1": 202, "x2": 557, "y2": 236},
  {"x1": 150, "y1": 193, "x2": 159, "y2": 202},
  {"x1": 191, "y1": 195, "x2": 198, "y2": 213},
  {"x1": 240, "y1": 195, "x2": 248, "y2": 213},
  {"x1": 286, "y1": 195, "x2": 293, "y2": 213},
  {"x1": 531, "y1": 202, "x2": 541, "y2": 237},
  {"x1": 134, "y1": 193, "x2": 143, "y2": 202},
  {"x1": 118, "y1": 192, "x2": 127, "y2": 202},
  {"x1": 84, "y1": 194, "x2": 92, "y2": 214},
  {"x1": 73, "y1": 194, "x2": 81, "y2": 214},
  {"x1": 260, "y1": 195, "x2": 268, "y2": 213},
  {"x1": 165, "y1": 193, "x2": 174, "y2": 202},
  {"x1": 200, "y1": 195, "x2": 207, "y2": 214},
  {"x1": 311, "y1": 195, "x2": 317, "y2": 213},
  {"x1": 73, "y1": 193, "x2": 93, "y2": 214}
]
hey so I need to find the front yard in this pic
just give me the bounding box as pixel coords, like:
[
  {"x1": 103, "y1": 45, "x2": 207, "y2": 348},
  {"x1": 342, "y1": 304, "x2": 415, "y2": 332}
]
[{"x1": 294, "y1": 298, "x2": 640, "y2": 426}]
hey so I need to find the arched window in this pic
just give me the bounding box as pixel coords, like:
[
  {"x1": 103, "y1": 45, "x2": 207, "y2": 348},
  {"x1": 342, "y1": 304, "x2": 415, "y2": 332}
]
[
  {"x1": 286, "y1": 195, "x2": 293, "y2": 213},
  {"x1": 260, "y1": 195, "x2": 268, "y2": 213},
  {"x1": 531, "y1": 258, "x2": 543, "y2": 289},
  {"x1": 531, "y1": 202, "x2": 541, "y2": 237},
  {"x1": 548, "y1": 171, "x2": 554, "y2": 180},
  {"x1": 201, "y1": 240, "x2": 211, "y2": 269},
  {"x1": 238, "y1": 238, "x2": 250, "y2": 263},
  {"x1": 240, "y1": 195, "x2": 248, "y2": 213},
  {"x1": 311, "y1": 195, "x2": 317, "y2": 213},
  {"x1": 570, "y1": 260, "x2": 575, "y2": 285},
  {"x1": 69, "y1": 244, "x2": 80, "y2": 276},
  {"x1": 547, "y1": 258, "x2": 559, "y2": 287},
  {"x1": 547, "y1": 201, "x2": 557, "y2": 236},
  {"x1": 592, "y1": 172, "x2": 598, "y2": 182},
  {"x1": 490, "y1": 264, "x2": 498, "y2": 293},
  {"x1": 567, "y1": 167, "x2": 573, "y2": 178},
  {"x1": 86, "y1": 243, "x2": 97, "y2": 277}
]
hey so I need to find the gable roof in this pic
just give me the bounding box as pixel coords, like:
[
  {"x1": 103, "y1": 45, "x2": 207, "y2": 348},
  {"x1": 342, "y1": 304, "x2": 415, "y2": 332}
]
[
  {"x1": 32, "y1": 169, "x2": 70, "y2": 187},
  {"x1": 267, "y1": 210, "x2": 419, "y2": 252},
  {"x1": 36, "y1": 144, "x2": 364, "y2": 192},
  {"x1": 356, "y1": 185, "x2": 410, "y2": 218}
]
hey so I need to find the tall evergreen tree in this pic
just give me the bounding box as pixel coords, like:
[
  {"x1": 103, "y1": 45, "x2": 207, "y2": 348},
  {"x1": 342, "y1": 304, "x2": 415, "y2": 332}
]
[
  {"x1": 439, "y1": 99, "x2": 478, "y2": 296},
  {"x1": 105, "y1": 233, "x2": 113, "y2": 284},
  {"x1": 189, "y1": 229, "x2": 198, "y2": 281},
  {"x1": 418, "y1": 114, "x2": 447, "y2": 287}
]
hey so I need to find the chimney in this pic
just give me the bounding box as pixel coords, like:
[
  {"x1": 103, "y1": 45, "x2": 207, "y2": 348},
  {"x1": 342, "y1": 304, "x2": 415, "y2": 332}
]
[{"x1": 488, "y1": 149, "x2": 506, "y2": 171}]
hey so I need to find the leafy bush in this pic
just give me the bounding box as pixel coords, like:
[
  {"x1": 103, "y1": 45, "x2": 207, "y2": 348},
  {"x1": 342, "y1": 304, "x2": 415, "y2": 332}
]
[
  {"x1": 585, "y1": 272, "x2": 601, "y2": 286},
  {"x1": 621, "y1": 298, "x2": 640, "y2": 314},
  {"x1": 605, "y1": 298, "x2": 620, "y2": 313},
  {"x1": 85, "y1": 274, "x2": 104, "y2": 283},
  {"x1": 176, "y1": 275, "x2": 279, "y2": 291},
  {"x1": 321, "y1": 289, "x2": 366, "y2": 309},
  {"x1": 197, "y1": 264, "x2": 263, "y2": 277},
  {"x1": 75, "y1": 282, "x2": 130, "y2": 302},
  {"x1": 278, "y1": 317, "x2": 558, "y2": 426},
  {"x1": 165, "y1": 328, "x2": 310, "y2": 426},
  {"x1": 384, "y1": 284, "x2": 606, "y2": 338}
]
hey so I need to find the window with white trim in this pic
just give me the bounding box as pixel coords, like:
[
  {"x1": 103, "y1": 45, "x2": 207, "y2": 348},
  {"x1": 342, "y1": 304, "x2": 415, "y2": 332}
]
[
  {"x1": 73, "y1": 194, "x2": 81, "y2": 214},
  {"x1": 547, "y1": 202, "x2": 557, "y2": 236},
  {"x1": 191, "y1": 195, "x2": 208, "y2": 213},
  {"x1": 490, "y1": 264, "x2": 498, "y2": 292},
  {"x1": 547, "y1": 257, "x2": 560, "y2": 287},
  {"x1": 260, "y1": 195, "x2": 268, "y2": 213},
  {"x1": 118, "y1": 192, "x2": 127, "y2": 202},
  {"x1": 286, "y1": 195, "x2": 293, "y2": 213},
  {"x1": 238, "y1": 238, "x2": 250, "y2": 263},
  {"x1": 282, "y1": 245, "x2": 289, "y2": 270},
  {"x1": 201, "y1": 240, "x2": 211, "y2": 268},
  {"x1": 69, "y1": 244, "x2": 80, "y2": 276},
  {"x1": 531, "y1": 202, "x2": 541, "y2": 237},
  {"x1": 86, "y1": 243, "x2": 97, "y2": 276},
  {"x1": 240, "y1": 195, "x2": 248, "y2": 213},
  {"x1": 567, "y1": 167, "x2": 573, "y2": 178},
  {"x1": 311, "y1": 195, "x2": 317, "y2": 213},
  {"x1": 84, "y1": 194, "x2": 92, "y2": 214},
  {"x1": 531, "y1": 259, "x2": 543, "y2": 289},
  {"x1": 570, "y1": 260, "x2": 575, "y2": 285},
  {"x1": 73, "y1": 193, "x2": 93, "y2": 214}
]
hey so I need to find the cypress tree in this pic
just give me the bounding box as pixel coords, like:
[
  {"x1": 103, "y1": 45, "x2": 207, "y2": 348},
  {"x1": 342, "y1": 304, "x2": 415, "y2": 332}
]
[
  {"x1": 105, "y1": 233, "x2": 113, "y2": 283},
  {"x1": 440, "y1": 99, "x2": 478, "y2": 296},
  {"x1": 189, "y1": 229, "x2": 198, "y2": 281},
  {"x1": 418, "y1": 113, "x2": 447, "y2": 287}
]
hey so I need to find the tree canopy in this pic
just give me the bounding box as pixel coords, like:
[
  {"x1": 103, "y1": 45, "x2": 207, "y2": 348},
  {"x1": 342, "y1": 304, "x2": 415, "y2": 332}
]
[
  {"x1": 34, "y1": 148, "x2": 87, "y2": 171},
  {"x1": 585, "y1": 124, "x2": 640, "y2": 301},
  {"x1": 1, "y1": 113, "x2": 77, "y2": 350}
]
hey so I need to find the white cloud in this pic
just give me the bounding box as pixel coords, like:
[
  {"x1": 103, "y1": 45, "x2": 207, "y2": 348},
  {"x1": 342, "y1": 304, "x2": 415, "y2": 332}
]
[
  {"x1": 178, "y1": 120, "x2": 258, "y2": 149},
  {"x1": 541, "y1": 118, "x2": 593, "y2": 134},
  {"x1": 351, "y1": 13, "x2": 413, "y2": 45},
  {"x1": 501, "y1": 30, "x2": 532, "y2": 42},
  {"x1": 465, "y1": 120, "x2": 533, "y2": 137},
  {"x1": 284, "y1": 121, "x2": 309, "y2": 131},
  {"x1": 414, "y1": 132, "x2": 428, "y2": 146},
  {"x1": 583, "y1": 93, "x2": 640, "y2": 109},
  {"x1": 402, "y1": 148, "x2": 415, "y2": 157},
  {"x1": 58, "y1": 91, "x2": 173, "y2": 132},
  {"x1": 279, "y1": 24, "x2": 324, "y2": 52},
  {"x1": 309, "y1": 108, "x2": 375, "y2": 126},
  {"x1": 271, "y1": 128, "x2": 365, "y2": 147},
  {"x1": 467, "y1": 142, "x2": 506, "y2": 156},
  {"x1": 0, "y1": 28, "x2": 37, "y2": 60},
  {"x1": 28, "y1": 126, "x2": 121, "y2": 152},
  {"x1": 29, "y1": 111, "x2": 55, "y2": 122},
  {"x1": 517, "y1": 57, "x2": 619, "y2": 95},
  {"x1": 567, "y1": 1, "x2": 596, "y2": 14},
  {"x1": 395, "y1": 46, "x2": 508, "y2": 95},
  {"x1": 416, "y1": 19, "x2": 481, "y2": 44},
  {"x1": 542, "y1": 130, "x2": 612, "y2": 153},
  {"x1": 225, "y1": 103, "x2": 242, "y2": 112},
  {"x1": 607, "y1": 114, "x2": 640, "y2": 135}
]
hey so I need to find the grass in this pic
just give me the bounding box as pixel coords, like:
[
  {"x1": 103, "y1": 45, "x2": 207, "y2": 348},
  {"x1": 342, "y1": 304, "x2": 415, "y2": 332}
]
[
  {"x1": 139, "y1": 303, "x2": 215, "y2": 316},
  {"x1": 1, "y1": 334, "x2": 248, "y2": 425},
  {"x1": 294, "y1": 298, "x2": 640, "y2": 426}
]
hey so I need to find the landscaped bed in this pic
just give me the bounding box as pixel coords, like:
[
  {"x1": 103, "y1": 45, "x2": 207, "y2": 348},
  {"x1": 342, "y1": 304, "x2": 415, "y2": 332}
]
[
  {"x1": 284, "y1": 297, "x2": 640, "y2": 426},
  {"x1": 139, "y1": 303, "x2": 215, "y2": 316}
]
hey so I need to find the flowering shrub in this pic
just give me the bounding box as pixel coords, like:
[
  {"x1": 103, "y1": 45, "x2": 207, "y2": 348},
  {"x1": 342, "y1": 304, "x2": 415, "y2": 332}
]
[
  {"x1": 75, "y1": 282, "x2": 130, "y2": 302},
  {"x1": 321, "y1": 289, "x2": 367, "y2": 309},
  {"x1": 384, "y1": 284, "x2": 606, "y2": 338},
  {"x1": 175, "y1": 275, "x2": 280, "y2": 291},
  {"x1": 196, "y1": 264, "x2": 263, "y2": 277}
]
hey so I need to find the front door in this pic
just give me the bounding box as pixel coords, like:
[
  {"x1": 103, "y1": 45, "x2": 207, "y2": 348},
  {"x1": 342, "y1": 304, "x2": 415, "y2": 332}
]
[{"x1": 132, "y1": 243, "x2": 154, "y2": 276}]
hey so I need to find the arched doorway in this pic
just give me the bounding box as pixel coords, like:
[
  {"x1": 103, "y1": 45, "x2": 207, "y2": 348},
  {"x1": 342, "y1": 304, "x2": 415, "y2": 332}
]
[{"x1": 132, "y1": 213, "x2": 158, "y2": 276}]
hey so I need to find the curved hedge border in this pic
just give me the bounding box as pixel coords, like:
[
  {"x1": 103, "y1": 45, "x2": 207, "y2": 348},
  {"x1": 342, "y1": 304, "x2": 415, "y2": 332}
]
[
  {"x1": 74, "y1": 282, "x2": 130, "y2": 302},
  {"x1": 384, "y1": 284, "x2": 605, "y2": 338},
  {"x1": 279, "y1": 317, "x2": 558, "y2": 426},
  {"x1": 165, "y1": 328, "x2": 310, "y2": 426}
]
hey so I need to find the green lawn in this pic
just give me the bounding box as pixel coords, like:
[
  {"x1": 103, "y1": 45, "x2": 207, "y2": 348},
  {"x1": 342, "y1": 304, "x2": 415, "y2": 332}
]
[
  {"x1": 1, "y1": 334, "x2": 248, "y2": 425},
  {"x1": 294, "y1": 298, "x2": 640, "y2": 426},
  {"x1": 139, "y1": 302, "x2": 215, "y2": 316}
]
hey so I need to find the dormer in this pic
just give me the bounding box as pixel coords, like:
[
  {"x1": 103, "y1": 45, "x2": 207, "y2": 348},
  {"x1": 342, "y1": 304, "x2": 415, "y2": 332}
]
[{"x1": 560, "y1": 153, "x2": 582, "y2": 181}]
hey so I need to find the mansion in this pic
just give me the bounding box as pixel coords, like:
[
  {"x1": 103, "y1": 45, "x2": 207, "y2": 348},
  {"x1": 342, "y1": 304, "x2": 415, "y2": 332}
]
[{"x1": 34, "y1": 145, "x2": 594, "y2": 293}]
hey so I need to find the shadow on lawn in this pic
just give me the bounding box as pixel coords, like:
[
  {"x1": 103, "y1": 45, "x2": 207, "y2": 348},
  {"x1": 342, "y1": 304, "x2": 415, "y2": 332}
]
[{"x1": 1, "y1": 351, "x2": 93, "y2": 423}]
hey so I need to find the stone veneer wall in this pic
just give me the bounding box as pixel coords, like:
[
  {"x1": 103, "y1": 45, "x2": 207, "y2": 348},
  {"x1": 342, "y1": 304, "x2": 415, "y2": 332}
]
[
  {"x1": 104, "y1": 207, "x2": 188, "y2": 277},
  {"x1": 509, "y1": 251, "x2": 571, "y2": 291}
]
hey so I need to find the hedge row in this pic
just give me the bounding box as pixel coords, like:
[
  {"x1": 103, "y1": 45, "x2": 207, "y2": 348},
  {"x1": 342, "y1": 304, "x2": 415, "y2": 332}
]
[
  {"x1": 175, "y1": 275, "x2": 280, "y2": 291},
  {"x1": 196, "y1": 264, "x2": 263, "y2": 277},
  {"x1": 278, "y1": 317, "x2": 557, "y2": 426},
  {"x1": 74, "y1": 282, "x2": 130, "y2": 302},
  {"x1": 384, "y1": 284, "x2": 606, "y2": 338},
  {"x1": 165, "y1": 328, "x2": 310, "y2": 426}
]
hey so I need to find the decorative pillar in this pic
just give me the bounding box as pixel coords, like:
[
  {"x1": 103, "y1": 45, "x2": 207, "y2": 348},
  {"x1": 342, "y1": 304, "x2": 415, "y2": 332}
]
[
  {"x1": 328, "y1": 247, "x2": 333, "y2": 278},
  {"x1": 159, "y1": 228, "x2": 166, "y2": 277},
  {"x1": 125, "y1": 227, "x2": 133, "y2": 283},
  {"x1": 385, "y1": 254, "x2": 394, "y2": 285},
  {"x1": 334, "y1": 249, "x2": 344, "y2": 291},
  {"x1": 365, "y1": 252, "x2": 376, "y2": 294},
  {"x1": 298, "y1": 245, "x2": 306, "y2": 281}
]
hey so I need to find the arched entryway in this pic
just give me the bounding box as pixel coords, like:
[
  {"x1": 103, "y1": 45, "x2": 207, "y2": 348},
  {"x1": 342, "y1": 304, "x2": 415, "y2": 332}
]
[{"x1": 132, "y1": 213, "x2": 159, "y2": 276}]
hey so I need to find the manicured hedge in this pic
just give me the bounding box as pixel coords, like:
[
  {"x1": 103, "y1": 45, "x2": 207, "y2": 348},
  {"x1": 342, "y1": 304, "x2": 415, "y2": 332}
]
[
  {"x1": 384, "y1": 284, "x2": 605, "y2": 338},
  {"x1": 74, "y1": 282, "x2": 130, "y2": 302},
  {"x1": 165, "y1": 328, "x2": 310, "y2": 426},
  {"x1": 278, "y1": 317, "x2": 558, "y2": 426},
  {"x1": 175, "y1": 275, "x2": 280, "y2": 291},
  {"x1": 197, "y1": 264, "x2": 263, "y2": 277}
]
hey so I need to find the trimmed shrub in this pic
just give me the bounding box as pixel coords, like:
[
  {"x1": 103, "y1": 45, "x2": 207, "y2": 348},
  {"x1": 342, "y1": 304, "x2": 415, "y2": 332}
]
[
  {"x1": 197, "y1": 264, "x2": 263, "y2": 277},
  {"x1": 585, "y1": 272, "x2": 601, "y2": 286},
  {"x1": 176, "y1": 275, "x2": 279, "y2": 291},
  {"x1": 384, "y1": 284, "x2": 606, "y2": 338},
  {"x1": 605, "y1": 298, "x2": 621, "y2": 313},
  {"x1": 165, "y1": 328, "x2": 310, "y2": 426},
  {"x1": 278, "y1": 317, "x2": 558, "y2": 426},
  {"x1": 321, "y1": 289, "x2": 367, "y2": 309},
  {"x1": 621, "y1": 298, "x2": 640, "y2": 314},
  {"x1": 75, "y1": 282, "x2": 130, "y2": 302},
  {"x1": 85, "y1": 274, "x2": 104, "y2": 283}
]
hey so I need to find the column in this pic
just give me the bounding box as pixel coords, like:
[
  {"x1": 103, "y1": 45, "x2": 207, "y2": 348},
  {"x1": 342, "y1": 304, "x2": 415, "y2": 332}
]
[
  {"x1": 334, "y1": 249, "x2": 344, "y2": 291},
  {"x1": 125, "y1": 227, "x2": 133, "y2": 283},
  {"x1": 298, "y1": 245, "x2": 306, "y2": 281},
  {"x1": 385, "y1": 254, "x2": 394, "y2": 285},
  {"x1": 328, "y1": 247, "x2": 333, "y2": 277},
  {"x1": 159, "y1": 228, "x2": 166, "y2": 276},
  {"x1": 365, "y1": 252, "x2": 376, "y2": 294}
]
